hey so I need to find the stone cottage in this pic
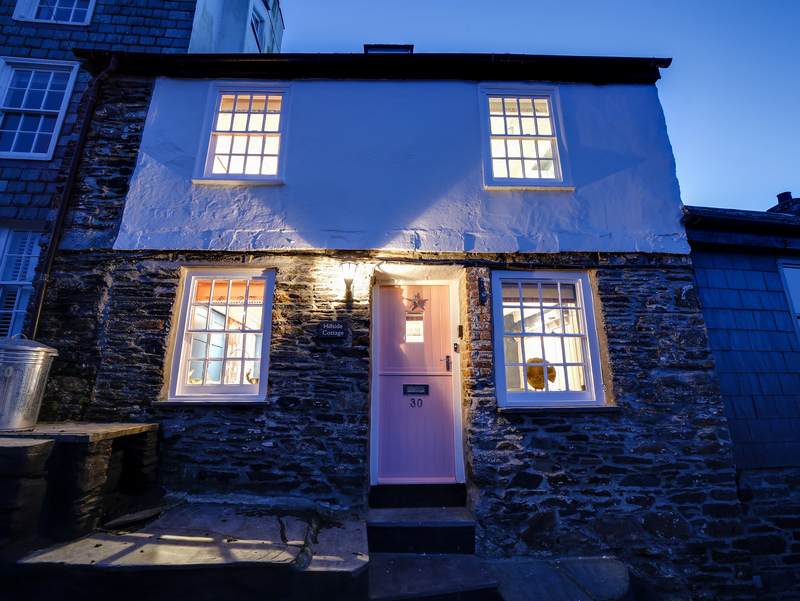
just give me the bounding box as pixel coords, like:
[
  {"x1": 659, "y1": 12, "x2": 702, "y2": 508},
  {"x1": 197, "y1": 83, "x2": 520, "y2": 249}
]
[{"x1": 31, "y1": 49, "x2": 755, "y2": 599}]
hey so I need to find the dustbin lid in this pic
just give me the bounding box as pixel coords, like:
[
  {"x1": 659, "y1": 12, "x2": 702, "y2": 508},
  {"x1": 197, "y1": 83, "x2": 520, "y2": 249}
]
[{"x1": 0, "y1": 335, "x2": 58, "y2": 355}]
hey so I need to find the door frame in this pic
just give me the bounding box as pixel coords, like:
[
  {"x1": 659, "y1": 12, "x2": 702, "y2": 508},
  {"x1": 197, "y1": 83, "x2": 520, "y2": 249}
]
[{"x1": 370, "y1": 269, "x2": 465, "y2": 485}]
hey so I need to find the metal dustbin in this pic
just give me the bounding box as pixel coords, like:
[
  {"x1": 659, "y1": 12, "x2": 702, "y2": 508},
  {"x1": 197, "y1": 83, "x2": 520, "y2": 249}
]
[{"x1": 0, "y1": 336, "x2": 58, "y2": 431}]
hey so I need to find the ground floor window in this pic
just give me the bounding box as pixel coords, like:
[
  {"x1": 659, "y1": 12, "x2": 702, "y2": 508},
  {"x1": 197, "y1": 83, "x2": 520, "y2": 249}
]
[
  {"x1": 168, "y1": 268, "x2": 275, "y2": 403},
  {"x1": 0, "y1": 225, "x2": 42, "y2": 337},
  {"x1": 491, "y1": 270, "x2": 605, "y2": 408}
]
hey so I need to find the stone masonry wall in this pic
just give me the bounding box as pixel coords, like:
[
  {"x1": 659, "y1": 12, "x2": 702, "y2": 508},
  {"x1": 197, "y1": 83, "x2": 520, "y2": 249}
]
[
  {"x1": 460, "y1": 256, "x2": 755, "y2": 601},
  {"x1": 0, "y1": 0, "x2": 196, "y2": 218}
]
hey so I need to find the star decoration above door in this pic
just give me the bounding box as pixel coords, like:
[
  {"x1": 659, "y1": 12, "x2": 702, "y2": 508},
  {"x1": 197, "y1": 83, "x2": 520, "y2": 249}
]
[{"x1": 405, "y1": 292, "x2": 427, "y2": 312}]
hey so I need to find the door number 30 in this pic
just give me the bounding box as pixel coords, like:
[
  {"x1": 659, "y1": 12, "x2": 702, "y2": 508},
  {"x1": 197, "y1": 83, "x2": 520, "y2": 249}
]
[{"x1": 410, "y1": 398, "x2": 423, "y2": 408}]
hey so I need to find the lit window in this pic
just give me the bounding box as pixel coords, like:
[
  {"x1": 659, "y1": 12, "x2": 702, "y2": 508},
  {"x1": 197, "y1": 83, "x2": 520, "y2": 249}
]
[
  {"x1": 197, "y1": 86, "x2": 289, "y2": 183},
  {"x1": 168, "y1": 269, "x2": 275, "y2": 402},
  {"x1": 13, "y1": 0, "x2": 97, "y2": 25},
  {"x1": 491, "y1": 271, "x2": 604, "y2": 408},
  {"x1": 0, "y1": 58, "x2": 78, "y2": 160},
  {"x1": 480, "y1": 87, "x2": 567, "y2": 189},
  {"x1": 0, "y1": 225, "x2": 42, "y2": 337}
]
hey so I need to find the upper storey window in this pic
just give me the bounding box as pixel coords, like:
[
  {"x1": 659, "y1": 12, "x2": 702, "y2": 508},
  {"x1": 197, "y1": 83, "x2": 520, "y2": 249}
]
[
  {"x1": 0, "y1": 59, "x2": 78, "y2": 160},
  {"x1": 479, "y1": 86, "x2": 570, "y2": 190},
  {"x1": 14, "y1": 0, "x2": 97, "y2": 25},
  {"x1": 196, "y1": 85, "x2": 289, "y2": 183}
]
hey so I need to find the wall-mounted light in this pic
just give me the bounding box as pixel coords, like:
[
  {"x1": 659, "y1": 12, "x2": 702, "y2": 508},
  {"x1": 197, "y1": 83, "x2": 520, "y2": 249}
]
[{"x1": 341, "y1": 261, "x2": 357, "y2": 300}]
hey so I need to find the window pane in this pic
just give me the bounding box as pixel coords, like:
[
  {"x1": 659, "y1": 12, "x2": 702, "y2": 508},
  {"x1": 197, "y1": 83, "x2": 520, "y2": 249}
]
[
  {"x1": 523, "y1": 308, "x2": 542, "y2": 333},
  {"x1": 534, "y1": 99, "x2": 549, "y2": 115},
  {"x1": 563, "y1": 336, "x2": 585, "y2": 364},
  {"x1": 506, "y1": 365, "x2": 524, "y2": 392},
  {"x1": 231, "y1": 135, "x2": 248, "y2": 154},
  {"x1": 521, "y1": 118, "x2": 536, "y2": 136},
  {"x1": 506, "y1": 139, "x2": 521, "y2": 158},
  {"x1": 264, "y1": 114, "x2": 280, "y2": 131},
  {"x1": 538, "y1": 140, "x2": 553, "y2": 159},
  {"x1": 490, "y1": 116, "x2": 504, "y2": 135},
  {"x1": 503, "y1": 98, "x2": 518, "y2": 115},
  {"x1": 232, "y1": 113, "x2": 248, "y2": 131},
  {"x1": 521, "y1": 283, "x2": 539, "y2": 305},
  {"x1": 501, "y1": 282, "x2": 519, "y2": 304},
  {"x1": 208, "y1": 334, "x2": 225, "y2": 357},
  {"x1": 208, "y1": 307, "x2": 226, "y2": 330},
  {"x1": 212, "y1": 155, "x2": 229, "y2": 174},
  {"x1": 541, "y1": 160, "x2": 555, "y2": 178},
  {"x1": 248, "y1": 281, "x2": 265, "y2": 304},
  {"x1": 519, "y1": 99, "x2": 534, "y2": 116},
  {"x1": 267, "y1": 96, "x2": 282, "y2": 112},
  {"x1": 261, "y1": 156, "x2": 278, "y2": 175},
  {"x1": 251, "y1": 95, "x2": 266, "y2": 111},
  {"x1": 523, "y1": 337, "x2": 544, "y2": 364},
  {"x1": 227, "y1": 332, "x2": 243, "y2": 357},
  {"x1": 504, "y1": 336, "x2": 522, "y2": 364},
  {"x1": 205, "y1": 361, "x2": 223, "y2": 384},
  {"x1": 503, "y1": 308, "x2": 522, "y2": 333},
  {"x1": 524, "y1": 160, "x2": 540, "y2": 179},
  {"x1": 488, "y1": 98, "x2": 503, "y2": 115},
  {"x1": 245, "y1": 306, "x2": 263, "y2": 330},
  {"x1": 229, "y1": 155, "x2": 245, "y2": 174},
  {"x1": 245, "y1": 155, "x2": 261, "y2": 175},
  {"x1": 490, "y1": 139, "x2": 506, "y2": 158},
  {"x1": 191, "y1": 306, "x2": 208, "y2": 330},
  {"x1": 244, "y1": 333, "x2": 262, "y2": 358},
  {"x1": 541, "y1": 283, "x2": 559, "y2": 305},
  {"x1": 228, "y1": 306, "x2": 245, "y2": 330},
  {"x1": 508, "y1": 160, "x2": 523, "y2": 178},
  {"x1": 211, "y1": 281, "x2": 229, "y2": 303},
  {"x1": 492, "y1": 159, "x2": 508, "y2": 179},
  {"x1": 521, "y1": 140, "x2": 537, "y2": 158},
  {"x1": 263, "y1": 135, "x2": 280, "y2": 155},
  {"x1": 219, "y1": 95, "x2": 235, "y2": 112},
  {"x1": 248, "y1": 114, "x2": 264, "y2": 131},
  {"x1": 537, "y1": 118, "x2": 552, "y2": 136},
  {"x1": 216, "y1": 113, "x2": 232, "y2": 131},
  {"x1": 567, "y1": 365, "x2": 587, "y2": 391},
  {"x1": 549, "y1": 366, "x2": 567, "y2": 391},
  {"x1": 189, "y1": 334, "x2": 207, "y2": 358},
  {"x1": 215, "y1": 135, "x2": 232, "y2": 154},
  {"x1": 505, "y1": 117, "x2": 520, "y2": 135},
  {"x1": 244, "y1": 361, "x2": 260, "y2": 384},
  {"x1": 187, "y1": 361, "x2": 204, "y2": 385},
  {"x1": 544, "y1": 336, "x2": 564, "y2": 363}
]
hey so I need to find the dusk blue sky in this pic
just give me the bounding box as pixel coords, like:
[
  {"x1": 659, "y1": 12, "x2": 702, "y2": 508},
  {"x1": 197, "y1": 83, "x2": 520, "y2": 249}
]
[{"x1": 280, "y1": 0, "x2": 800, "y2": 212}]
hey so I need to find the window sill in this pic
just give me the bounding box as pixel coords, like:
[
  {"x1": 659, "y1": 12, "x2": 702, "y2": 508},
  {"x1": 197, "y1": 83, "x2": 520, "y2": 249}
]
[
  {"x1": 159, "y1": 400, "x2": 270, "y2": 406},
  {"x1": 498, "y1": 404, "x2": 620, "y2": 414},
  {"x1": 192, "y1": 178, "x2": 285, "y2": 186},
  {"x1": 485, "y1": 184, "x2": 575, "y2": 192}
]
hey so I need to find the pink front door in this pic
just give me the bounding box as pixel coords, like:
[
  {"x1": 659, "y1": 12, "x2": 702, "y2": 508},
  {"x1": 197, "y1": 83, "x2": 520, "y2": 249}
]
[{"x1": 377, "y1": 285, "x2": 455, "y2": 483}]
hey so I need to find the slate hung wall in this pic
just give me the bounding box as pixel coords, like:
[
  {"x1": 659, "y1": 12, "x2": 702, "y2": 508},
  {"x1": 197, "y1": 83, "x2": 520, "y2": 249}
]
[{"x1": 26, "y1": 51, "x2": 769, "y2": 600}]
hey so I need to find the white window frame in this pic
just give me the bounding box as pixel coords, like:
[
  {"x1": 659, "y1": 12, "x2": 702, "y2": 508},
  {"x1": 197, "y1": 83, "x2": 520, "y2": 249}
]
[
  {"x1": 13, "y1": 0, "x2": 97, "y2": 26},
  {"x1": 491, "y1": 270, "x2": 604, "y2": 409},
  {"x1": 167, "y1": 268, "x2": 275, "y2": 404},
  {"x1": 0, "y1": 224, "x2": 43, "y2": 338},
  {"x1": 478, "y1": 85, "x2": 573, "y2": 191},
  {"x1": 0, "y1": 58, "x2": 78, "y2": 161},
  {"x1": 777, "y1": 260, "x2": 800, "y2": 343},
  {"x1": 194, "y1": 83, "x2": 290, "y2": 184}
]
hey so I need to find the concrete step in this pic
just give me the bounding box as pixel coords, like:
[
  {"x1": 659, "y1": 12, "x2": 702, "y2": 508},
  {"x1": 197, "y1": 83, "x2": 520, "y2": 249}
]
[
  {"x1": 369, "y1": 553, "x2": 502, "y2": 601},
  {"x1": 367, "y1": 507, "x2": 475, "y2": 554},
  {"x1": 369, "y1": 484, "x2": 468, "y2": 509}
]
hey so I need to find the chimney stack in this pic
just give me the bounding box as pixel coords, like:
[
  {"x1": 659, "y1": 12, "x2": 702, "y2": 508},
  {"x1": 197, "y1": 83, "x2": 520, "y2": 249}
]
[{"x1": 768, "y1": 191, "x2": 800, "y2": 215}]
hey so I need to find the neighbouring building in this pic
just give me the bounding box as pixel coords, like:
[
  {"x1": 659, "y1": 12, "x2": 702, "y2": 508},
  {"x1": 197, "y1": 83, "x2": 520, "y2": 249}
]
[
  {"x1": 0, "y1": 0, "x2": 283, "y2": 337},
  {"x1": 684, "y1": 197, "x2": 800, "y2": 599},
  {"x1": 25, "y1": 47, "x2": 770, "y2": 599}
]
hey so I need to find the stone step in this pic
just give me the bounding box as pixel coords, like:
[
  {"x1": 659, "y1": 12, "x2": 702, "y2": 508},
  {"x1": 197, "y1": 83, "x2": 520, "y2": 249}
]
[
  {"x1": 369, "y1": 484, "x2": 468, "y2": 509},
  {"x1": 369, "y1": 553, "x2": 502, "y2": 601},
  {"x1": 486, "y1": 557, "x2": 635, "y2": 601},
  {"x1": 367, "y1": 507, "x2": 475, "y2": 554}
]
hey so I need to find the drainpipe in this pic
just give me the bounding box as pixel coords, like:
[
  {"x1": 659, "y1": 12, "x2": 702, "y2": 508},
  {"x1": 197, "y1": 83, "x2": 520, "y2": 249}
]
[{"x1": 26, "y1": 55, "x2": 119, "y2": 341}]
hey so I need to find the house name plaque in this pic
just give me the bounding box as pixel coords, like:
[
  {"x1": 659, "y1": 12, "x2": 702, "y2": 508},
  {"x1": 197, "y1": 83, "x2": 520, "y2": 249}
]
[{"x1": 316, "y1": 321, "x2": 349, "y2": 338}]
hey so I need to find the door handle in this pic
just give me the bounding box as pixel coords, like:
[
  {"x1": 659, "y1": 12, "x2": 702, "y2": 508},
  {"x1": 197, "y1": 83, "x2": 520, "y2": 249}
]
[{"x1": 441, "y1": 355, "x2": 451, "y2": 372}]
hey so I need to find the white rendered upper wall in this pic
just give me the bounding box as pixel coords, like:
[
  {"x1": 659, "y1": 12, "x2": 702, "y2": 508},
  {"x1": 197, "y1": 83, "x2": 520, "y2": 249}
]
[{"x1": 110, "y1": 78, "x2": 688, "y2": 255}]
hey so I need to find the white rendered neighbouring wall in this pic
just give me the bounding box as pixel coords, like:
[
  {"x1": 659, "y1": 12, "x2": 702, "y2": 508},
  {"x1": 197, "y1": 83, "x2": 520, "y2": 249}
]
[{"x1": 109, "y1": 78, "x2": 688, "y2": 255}]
